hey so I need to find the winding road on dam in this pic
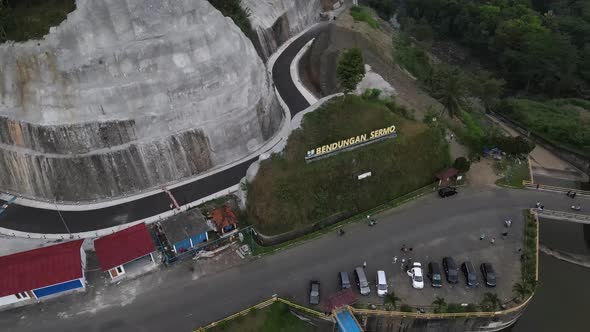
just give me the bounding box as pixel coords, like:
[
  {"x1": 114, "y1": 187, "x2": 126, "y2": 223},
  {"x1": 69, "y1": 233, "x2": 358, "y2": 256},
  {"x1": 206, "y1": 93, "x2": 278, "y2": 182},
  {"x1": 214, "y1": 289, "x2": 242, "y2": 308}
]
[{"x1": 0, "y1": 27, "x2": 324, "y2": 234}]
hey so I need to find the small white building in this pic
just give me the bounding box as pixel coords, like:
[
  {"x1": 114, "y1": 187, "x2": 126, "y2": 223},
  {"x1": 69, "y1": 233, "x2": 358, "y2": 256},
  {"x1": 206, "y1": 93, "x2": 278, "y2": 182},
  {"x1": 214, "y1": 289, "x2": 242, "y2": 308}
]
[{"x1": 0, "y1": 240, "x2": 86, "y2": 309}]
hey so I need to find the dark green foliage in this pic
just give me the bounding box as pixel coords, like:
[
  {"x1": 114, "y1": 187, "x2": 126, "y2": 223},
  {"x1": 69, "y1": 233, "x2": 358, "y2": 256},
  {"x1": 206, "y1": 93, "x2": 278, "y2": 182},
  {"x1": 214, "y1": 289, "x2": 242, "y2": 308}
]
[
  {"x1": 489, "y1": 136, "x2": 535, "y2": 156},
  {"x1": 248, "y1": 96, "x2": 449, "y2": 235},
  {"x1": 394, "y1": 34, "x2": 433, "y2": 81},
  {"x1": 0, "y1": 0, "x2": 76, "y2": 43},
  {"x1": 498, "y1": 98, "x2": 590, "y2": 155},
  {"x1": 208, "y1": 0, "x2": 252, "y2": 36},
  {"x1": 430, "y1": 65, "x2": 469, "y2": 118},
  {"x1": 337, "y1": 48, "x2": 366, "y2": 93},
  {"x1": 453, "y1": 157, "x2": 470, "y2": 173},
  {"x1": 404, "y1": 0, "x2": 590, "y2": 96},
  {"x1": 479, "y1": 292, "x2": 501, "y2": 311},
  {"x1": 400, "y1": 304, "x2": 413, "y2": 312},
  {"x1": 350, "y1": 6, "x2": 379, "y2": 29},
  {"x1": 362, "y1": 0, "x2": 396, "y2": 20}
]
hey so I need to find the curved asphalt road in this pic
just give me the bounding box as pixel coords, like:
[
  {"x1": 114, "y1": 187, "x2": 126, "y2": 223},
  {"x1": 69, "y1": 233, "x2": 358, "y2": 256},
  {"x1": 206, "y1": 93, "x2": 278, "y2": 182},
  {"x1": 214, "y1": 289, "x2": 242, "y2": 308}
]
[{"x1": 0, "y1": 27, "x2": 324, "y2": 234}]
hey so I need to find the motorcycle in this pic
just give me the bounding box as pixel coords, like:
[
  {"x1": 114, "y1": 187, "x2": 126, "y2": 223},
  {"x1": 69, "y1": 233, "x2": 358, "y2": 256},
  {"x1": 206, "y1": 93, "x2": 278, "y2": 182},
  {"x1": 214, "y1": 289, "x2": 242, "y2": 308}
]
[
  {"x1": 571, "y1": 205, "x2": 582, "y2": 211},
  {"x1": 368, "y1": 220, "x2": 377, "y2": 226},
  {"x1": 337, "y1": 229, "x2": 345, "y2": 236}
]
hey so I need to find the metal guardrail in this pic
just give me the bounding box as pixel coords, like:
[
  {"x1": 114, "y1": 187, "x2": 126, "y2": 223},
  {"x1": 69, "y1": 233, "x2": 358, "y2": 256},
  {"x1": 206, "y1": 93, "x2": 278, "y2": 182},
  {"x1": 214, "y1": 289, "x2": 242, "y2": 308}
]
[
  {"x1": 522, "y1": 180, "x2": 590, "y2": 197},
  {"x1": 535, "y1": 209, "x2": 590, "y2": 224}
]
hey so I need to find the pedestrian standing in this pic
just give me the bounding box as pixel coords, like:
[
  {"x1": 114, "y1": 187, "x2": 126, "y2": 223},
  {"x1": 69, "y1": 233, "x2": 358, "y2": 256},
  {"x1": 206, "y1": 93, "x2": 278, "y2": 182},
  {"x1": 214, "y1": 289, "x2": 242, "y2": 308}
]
[
  {"x1": 480, "y1": 233, "x2": 485, "y2": 240},
  {"x1": 490, "y1": 237, "x2": 496, "y2": 245},
  {"x1": 536, "y1": 183, "x2": 540, "y2": 189},
  {"x1": 572, "y1": 192, "x2": 577, "y2": 198},
  {"x1": 536, "y1": 201, "x2": 540, "y2": 208},
  {"x1": 393, "y1": 256, "x2": 398, "y2": 264},
  {"x1": 363, "y1": 261, "x2": 367, "y2": 268},
  {"x1": 517, "y1": 247, "x2": 522, "y2": 253}
]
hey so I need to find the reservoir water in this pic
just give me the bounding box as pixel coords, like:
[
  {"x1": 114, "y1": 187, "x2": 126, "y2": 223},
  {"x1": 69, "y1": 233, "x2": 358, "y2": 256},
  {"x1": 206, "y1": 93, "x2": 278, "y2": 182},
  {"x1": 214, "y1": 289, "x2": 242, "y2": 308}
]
[{"x1": 505, "y1": 221, "x2": 590, "y2": 332}]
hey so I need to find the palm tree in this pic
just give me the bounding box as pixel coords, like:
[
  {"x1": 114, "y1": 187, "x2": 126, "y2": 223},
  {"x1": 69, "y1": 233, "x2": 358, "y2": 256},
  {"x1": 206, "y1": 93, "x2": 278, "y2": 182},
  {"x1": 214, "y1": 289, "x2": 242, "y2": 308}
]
[
  {"x1": 432, "y1": 297, "x2": 447, "y2": 313},
  {"x1": 480, "y1": 292, "x2": 501, "y2": 311},
  {"x1": 433, "y1": 66, "x2": 468, "y2": 118},
  {"x1": 513, "y1": 282, "x2": 532, "y2": 302},
  {"x1": 385, "y1": 292, "x2": 401, "y2": 310}
]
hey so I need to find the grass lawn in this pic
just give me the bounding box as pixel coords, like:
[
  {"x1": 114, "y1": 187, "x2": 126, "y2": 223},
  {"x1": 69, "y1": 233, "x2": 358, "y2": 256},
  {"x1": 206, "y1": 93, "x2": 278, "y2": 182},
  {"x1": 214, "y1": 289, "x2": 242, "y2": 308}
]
[
  {"x1": 248, "y1": 95, "x2": 450, "y2": 235},
  {"x1": 495, "y1": 158, "x2": 530, "y2": 188},
  {"x1": 208, "y1": 302, "x2": 318, "y2": 332},
  {"x1": 0, "y1": 0, "x2": 76, "y2": 42},
  {"x1": 350, "y1": 6, "x2": 379, "y2": 29}
]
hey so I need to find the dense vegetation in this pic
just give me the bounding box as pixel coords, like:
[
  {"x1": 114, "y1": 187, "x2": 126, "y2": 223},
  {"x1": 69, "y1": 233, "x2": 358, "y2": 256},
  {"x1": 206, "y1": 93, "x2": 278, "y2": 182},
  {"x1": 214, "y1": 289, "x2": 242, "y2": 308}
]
[
  {"x1": 208, "y1": 0, "x2": 252, "y2": 36},
  {"x1": 248, "y1": 95, "x2": 449, "y2": 235},
  {"x1": 0, "y1": 0, "x2": 75, "y2": 43},
  {"x1": 404, "y1": 0, "x2": 590, "y2": 97},
  {"x1": 350, "y1": 5, "x2": 379, "y2": 29},
  {"x1": 498, "y1": 98, "x2": 590, "y2": 155},
  {"x1": 336, "y1": 48, "x2": 366, "y2": 93}
]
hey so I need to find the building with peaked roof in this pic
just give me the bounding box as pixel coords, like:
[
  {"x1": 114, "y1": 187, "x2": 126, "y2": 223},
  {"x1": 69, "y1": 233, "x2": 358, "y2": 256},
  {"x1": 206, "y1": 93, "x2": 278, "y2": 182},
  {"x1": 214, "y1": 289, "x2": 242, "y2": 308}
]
[
  {"x1": 435, "y1": 167, "x2": 459, "y2": 186},
  {"x1": 94, "y1": 223, "x2": 157, "y2": 281},
  {"x1": 210, "y1": 205, "x2": 238, "y2": 235},
  {"x1": 0, "y1": 240, "x2": 86, "y2": 309},
  {"x1": 159, "y1": 210, "x2": 214, "y2": 254}
]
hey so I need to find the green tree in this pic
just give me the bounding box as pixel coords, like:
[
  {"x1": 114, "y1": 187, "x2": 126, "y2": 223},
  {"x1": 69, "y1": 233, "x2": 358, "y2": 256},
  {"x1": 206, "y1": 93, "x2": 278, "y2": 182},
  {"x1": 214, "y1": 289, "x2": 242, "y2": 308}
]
[
  {"x1": 431, "y1": 66, "x2": 468, "y2": 118},
  {"x1": 480, "y1": 292, "x2": 501, "y2": 311},
  {"x1": 337, "y1": 48, "x2": 366, "y2": 94},
  {"x1": 513, "y1": 282, "x2": 530, "y2": 302},
  {"x1": 453, "y1": 157, "x2": 471, "y2": 173},
  {"x1": 468, "y1": 71, "x2": 505, "y2": 112},
  {"x1": 432, "y1": 296, "x2": 447, "y2": 313}
]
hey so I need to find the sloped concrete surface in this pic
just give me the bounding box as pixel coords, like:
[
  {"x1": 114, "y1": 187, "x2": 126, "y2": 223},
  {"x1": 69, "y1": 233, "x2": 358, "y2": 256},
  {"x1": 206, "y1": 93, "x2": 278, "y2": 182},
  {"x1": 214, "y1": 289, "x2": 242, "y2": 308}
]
[{"x1": 0, "y1": 0, "x2": 282, "y2": 202}]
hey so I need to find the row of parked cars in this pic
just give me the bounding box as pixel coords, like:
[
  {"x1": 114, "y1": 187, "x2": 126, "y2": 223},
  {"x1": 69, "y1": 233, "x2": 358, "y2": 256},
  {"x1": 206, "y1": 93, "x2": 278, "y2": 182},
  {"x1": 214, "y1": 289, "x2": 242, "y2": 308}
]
[{"x1": 309, "y1": 258, "x2": 497, "y2": 304}]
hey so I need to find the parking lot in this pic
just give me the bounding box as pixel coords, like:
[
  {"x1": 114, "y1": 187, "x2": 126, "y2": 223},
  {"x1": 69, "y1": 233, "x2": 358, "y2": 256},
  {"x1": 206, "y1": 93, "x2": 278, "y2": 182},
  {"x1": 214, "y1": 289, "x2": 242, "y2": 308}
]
[{"x1": 292, "y1": 188, "x2": 525, "y2": 309}]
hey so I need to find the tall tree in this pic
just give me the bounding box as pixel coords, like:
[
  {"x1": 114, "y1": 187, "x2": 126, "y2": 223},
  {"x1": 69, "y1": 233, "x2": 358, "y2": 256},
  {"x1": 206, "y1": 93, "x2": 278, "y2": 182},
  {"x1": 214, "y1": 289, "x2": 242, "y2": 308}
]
[
  {"x1": 431, "y1": 65, "x2": 468, "y2": 118},
  {"x1": 337, "y1": 48, "x2": 366, "y2": 94},
  {"x1": 468, "y1": 70, "x2": 505, "y2": 111}
]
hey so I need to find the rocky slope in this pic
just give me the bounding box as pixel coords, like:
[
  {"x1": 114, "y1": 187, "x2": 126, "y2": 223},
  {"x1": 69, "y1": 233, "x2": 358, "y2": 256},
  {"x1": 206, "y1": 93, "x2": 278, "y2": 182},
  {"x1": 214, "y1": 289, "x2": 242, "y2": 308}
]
[
  {"x1": 243, "y1": 0, "x2": 324, "y2": 60},
  {"x1": 0, "y1": 0, "x2": 283, "y2": 202}
]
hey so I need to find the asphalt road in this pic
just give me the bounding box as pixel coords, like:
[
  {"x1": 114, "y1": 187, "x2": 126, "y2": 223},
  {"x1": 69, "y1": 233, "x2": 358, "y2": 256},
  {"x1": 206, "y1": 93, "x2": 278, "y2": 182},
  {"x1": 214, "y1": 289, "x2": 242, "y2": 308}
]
[
  {"x1": 0, "y1": 26, "x2": 325, "y2": 234},
  {"x1": 1, "y1": 187, "x2": 588, "y2": 332}
]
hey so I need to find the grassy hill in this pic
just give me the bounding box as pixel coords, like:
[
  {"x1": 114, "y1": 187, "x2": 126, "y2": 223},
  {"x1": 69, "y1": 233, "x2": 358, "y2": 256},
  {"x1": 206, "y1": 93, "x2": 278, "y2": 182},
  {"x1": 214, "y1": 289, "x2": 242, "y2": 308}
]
[{"x1": 247, "y1": 95, "x2": 450, "y2": 235}]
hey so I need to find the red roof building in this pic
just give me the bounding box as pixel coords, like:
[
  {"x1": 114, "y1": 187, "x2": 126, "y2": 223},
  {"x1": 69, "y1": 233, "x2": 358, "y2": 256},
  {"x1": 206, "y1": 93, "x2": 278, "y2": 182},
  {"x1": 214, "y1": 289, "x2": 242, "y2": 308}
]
[
  {"x1": 435, "y1": 167, "x2": 459, "y2": 186},
  {"x1": 94, "y1": 223, "x2": 156, "y2": 278},
  {"x1": 0, "y1": 240, "x2": 85, "y2": 300},
  {"x1": 210, "y1": 205, "x2": 238, "y2": 234}
]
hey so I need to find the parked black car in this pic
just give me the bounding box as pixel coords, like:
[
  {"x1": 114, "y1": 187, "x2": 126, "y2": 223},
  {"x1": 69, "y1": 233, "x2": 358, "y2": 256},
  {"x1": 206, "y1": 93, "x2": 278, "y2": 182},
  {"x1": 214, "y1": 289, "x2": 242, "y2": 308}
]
[
  {"x1": 438, "y1": 187, "x2": 457, "y2": 198},
  {"x1": 309, "y1": 280, "x2": 320, "y2": 305},
  {"x1": 480, "y1": 263, "x2": 497, "y2": 287},
  {"x1": 428, "y1": 262, "x2": 443, "y2": 287},
  {"x1": 442, "y1": 257, "x2": 459, "y2": 284},
  {"x1": 462, "y1": 261, "x2": 479, "y2": 287}
]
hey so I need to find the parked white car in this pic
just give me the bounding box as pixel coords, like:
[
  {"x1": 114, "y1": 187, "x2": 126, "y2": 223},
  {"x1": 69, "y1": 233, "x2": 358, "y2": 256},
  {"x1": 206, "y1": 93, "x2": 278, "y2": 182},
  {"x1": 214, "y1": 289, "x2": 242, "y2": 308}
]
[
  {"x1": 407, "y1": 262, "x2": 424, "y2": 289},
  {"x1": 376, "y1": 270, "x2": 388, "y2": 296}
]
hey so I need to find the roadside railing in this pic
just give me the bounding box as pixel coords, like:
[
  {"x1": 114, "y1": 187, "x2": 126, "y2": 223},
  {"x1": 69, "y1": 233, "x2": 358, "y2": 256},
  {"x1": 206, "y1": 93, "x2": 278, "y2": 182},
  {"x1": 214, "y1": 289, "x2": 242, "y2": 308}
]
[
  {"x1": 535, "y1": 209, "x2": 590, "y2": 224},
  {"x1": 522, "y1": 180, "x2": 590, "y2": 197}
]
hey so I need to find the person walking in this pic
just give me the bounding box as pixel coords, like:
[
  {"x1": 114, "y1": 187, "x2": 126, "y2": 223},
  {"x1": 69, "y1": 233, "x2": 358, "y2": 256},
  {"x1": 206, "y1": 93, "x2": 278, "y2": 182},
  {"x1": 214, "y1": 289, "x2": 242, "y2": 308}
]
[
  {"x1": 480, "y1": 233, "x2": 485, "y2": 240},
  {"x1": 363, "y1": 261, "x2": 367, "y2": 268},
  {"x1": 393, "y1": 256, "x2": 398, "y2": 264},
  {"x1": 490, "y1": 237, "x2": 496, "y2": 245}
]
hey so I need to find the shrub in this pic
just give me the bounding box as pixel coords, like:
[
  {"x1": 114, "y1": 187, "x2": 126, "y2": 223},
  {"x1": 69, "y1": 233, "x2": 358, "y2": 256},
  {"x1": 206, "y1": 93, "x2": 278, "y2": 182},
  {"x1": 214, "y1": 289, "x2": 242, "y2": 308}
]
[
  {"x1": 453, "y1": 157, "x2": 471, "y2": 173},
  {"x1": 350, "y1": 6, "x2": 379, "y2": 29}
]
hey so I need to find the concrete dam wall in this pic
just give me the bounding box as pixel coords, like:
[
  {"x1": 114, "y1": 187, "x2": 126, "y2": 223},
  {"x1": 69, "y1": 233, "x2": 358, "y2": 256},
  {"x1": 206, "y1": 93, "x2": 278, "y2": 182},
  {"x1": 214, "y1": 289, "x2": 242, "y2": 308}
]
[
  {"x1": 243, "y1": 0, "x2": 324, "y2": 60},
  {"x1": 0, "y1": 0, "x2": 283, "y2": 202}
]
